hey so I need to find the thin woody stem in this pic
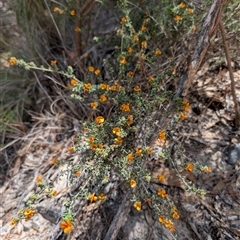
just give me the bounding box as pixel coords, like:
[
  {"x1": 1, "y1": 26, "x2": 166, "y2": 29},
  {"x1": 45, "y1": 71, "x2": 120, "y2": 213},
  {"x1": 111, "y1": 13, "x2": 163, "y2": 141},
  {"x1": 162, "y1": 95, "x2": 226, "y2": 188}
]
[{"x1": 219, "y1": 18, "x2": 240, "y2": 127}]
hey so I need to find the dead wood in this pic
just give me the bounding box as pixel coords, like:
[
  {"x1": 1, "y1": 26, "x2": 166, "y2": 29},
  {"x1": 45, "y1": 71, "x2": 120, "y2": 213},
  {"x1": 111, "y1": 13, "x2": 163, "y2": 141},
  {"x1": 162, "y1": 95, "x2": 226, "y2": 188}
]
[
  {"x1": 182, "y1": 0, "x2": 228, "y2": 97},
  {"x1": 219, "y1": 18, "x2": 240, "y2": 128},
  {"x1": 103, "y1": 193, "x2": 131, "y2": 240}
]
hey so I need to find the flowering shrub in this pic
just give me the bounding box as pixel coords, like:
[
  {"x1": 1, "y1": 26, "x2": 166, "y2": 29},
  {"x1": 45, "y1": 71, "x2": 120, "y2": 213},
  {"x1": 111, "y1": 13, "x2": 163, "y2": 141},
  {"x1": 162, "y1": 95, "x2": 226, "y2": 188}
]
[{"x1": 8, "y1": 0, "x2": 213, "y2": 236}]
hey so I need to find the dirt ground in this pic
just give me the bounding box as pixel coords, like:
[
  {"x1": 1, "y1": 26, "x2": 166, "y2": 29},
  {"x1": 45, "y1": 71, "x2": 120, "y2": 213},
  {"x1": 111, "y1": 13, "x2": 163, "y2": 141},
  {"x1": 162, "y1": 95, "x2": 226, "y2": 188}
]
[{"x1": 1, "y1": 1, "x2": 240, "y2": 240}]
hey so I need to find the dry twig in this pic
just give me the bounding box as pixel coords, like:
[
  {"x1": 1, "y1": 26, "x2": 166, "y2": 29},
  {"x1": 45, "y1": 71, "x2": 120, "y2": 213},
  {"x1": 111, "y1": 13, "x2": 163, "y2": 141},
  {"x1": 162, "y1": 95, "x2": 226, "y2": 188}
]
[{"x1": 219, "y1": 18, "x2": 240, "y2": 127}]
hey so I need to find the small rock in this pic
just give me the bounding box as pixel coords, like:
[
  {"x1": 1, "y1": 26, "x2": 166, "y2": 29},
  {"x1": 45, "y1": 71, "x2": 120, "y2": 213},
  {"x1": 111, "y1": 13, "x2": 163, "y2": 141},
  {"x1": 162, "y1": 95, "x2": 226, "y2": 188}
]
[
  {"x1": 36, "y1": 206, "x2": 60, "y2": 224},
  {"x1": 225, "y1": 143, "x2": 240, "y2": 165}
]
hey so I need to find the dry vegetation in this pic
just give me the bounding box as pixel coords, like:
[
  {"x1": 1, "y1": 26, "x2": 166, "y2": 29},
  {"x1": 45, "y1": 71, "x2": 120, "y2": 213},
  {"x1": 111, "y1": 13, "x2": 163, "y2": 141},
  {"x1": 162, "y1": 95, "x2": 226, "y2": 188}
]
[{"x1": 1, "y1": 0, "x2": 240, "y2": 239}]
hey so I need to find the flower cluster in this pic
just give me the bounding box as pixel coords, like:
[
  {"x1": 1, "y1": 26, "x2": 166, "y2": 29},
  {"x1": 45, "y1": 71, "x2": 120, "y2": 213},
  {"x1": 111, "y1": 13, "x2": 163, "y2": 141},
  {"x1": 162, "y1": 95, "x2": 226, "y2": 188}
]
[
  {"x1": 157, "y1": 188, "x2": 168, "y2": 198},
  {"x1": 158, "y1": 130, "x2": 166, "y2": 141},
  {"x1": 88, "y1": 192, "x2": 106, "y2": 203},
  {"x1": 173, "y1": 2, "x2": 194, "y2": 22},
  {"x1": 133, "y1": 201, "x2": 142, "y2": 211},
  {"x1": 179, "y1": 99, "x2": 191, "y2": 120},
  {"x1": 172, "y1": 206, "x2": 180, "y2": 219},
  {"x1": 158, "y1": 215, "x2": 175, "y2": 232},
  {"x1": 186, "y1": 163, "x2": 194, "y2": 172},
  {"x1": 9, "y1": 57, "x2": 17, "y2": 66},
  {"x1": 60, "y1": 218, "x2": 73, "y2": 234}
]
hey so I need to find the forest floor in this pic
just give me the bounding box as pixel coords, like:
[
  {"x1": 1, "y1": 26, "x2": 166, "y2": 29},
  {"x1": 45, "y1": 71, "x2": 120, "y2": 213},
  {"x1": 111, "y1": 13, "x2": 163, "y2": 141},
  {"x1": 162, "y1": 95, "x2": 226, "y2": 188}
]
[{"x1": 1, "y1": 1, "x2": 240, "y2": 240}]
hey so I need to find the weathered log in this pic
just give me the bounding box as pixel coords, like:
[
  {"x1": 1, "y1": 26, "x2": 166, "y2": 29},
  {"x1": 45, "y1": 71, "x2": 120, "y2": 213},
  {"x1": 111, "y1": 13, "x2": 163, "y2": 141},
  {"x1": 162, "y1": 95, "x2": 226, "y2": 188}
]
[
  {"x1": 181, "y1": 0, "x2": 228, "y2": 96},
  {"x1": 103, "y1": 193, "x2": 131, "y2": 240}
]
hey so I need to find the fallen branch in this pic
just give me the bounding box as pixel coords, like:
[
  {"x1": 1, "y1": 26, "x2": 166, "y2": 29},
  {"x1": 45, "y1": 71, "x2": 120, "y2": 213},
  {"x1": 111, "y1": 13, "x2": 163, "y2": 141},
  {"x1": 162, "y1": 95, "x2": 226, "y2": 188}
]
[
  {"x1": 219, "y1": 18, "x2": 240, "y2": 127},
  {"x1": 103, "y1": 193, "x2": 131, "y2": 240},
  {"x1": 182, "y1": 0, "x2": 228, "y2": 96}
]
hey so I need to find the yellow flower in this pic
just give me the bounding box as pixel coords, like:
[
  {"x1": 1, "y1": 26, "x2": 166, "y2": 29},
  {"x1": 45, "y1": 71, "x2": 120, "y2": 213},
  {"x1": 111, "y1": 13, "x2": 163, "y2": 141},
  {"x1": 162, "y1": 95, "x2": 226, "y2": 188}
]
[
  {"x1": 100, "y1": 83, "x2": 107, "y2": 90},
  {"x1": 179, "y1": 2, "x2": 186, "y2": 8},
  {"x1": 130, "y1": 179, "x2": 137, "y2": 188},
  {"x1": 148, "y1": 76, "x2": 154, "y2": 82},
  {"x1": 133, "y1": 34, "x2": 139, "y2": 42},
  {"x1": 9, "y1": 57, "x2": 17, "y2": 66},
  {"x1": 133, "y1": 201, "x2": 142, "y2": 211},
  {"x1": 158, "y1": 130, "x2": 166, "y2": 141},
  {"x1": 141, "y1": 41, "x2": 147, "y2": 48},
  {"x1": 70, "y1": 78, "x2": 78, "y2": 86},
  {"x1": 53, "y1": 7, "x2": 64, "y2": 14},
  {"x1": 51, "y1": 60, "x2": 57, "y2": 66},
  {"x1": 158, "y1": 174, "x2": 165, "y2": 183},
  {"x1": 94, "y1": 69, "x2": 101, "y2": 76},
  {"x1": 51, "y1": 190, "x2": 58, "y2": 196},
  {"x1": 128, "y1": 47, "x2": 133, "y2": 54},
  {"x1": 36, "y1": 176, "x2": 43, "y2": 183},
  {"x1": 111, "y1": 85, "x2": 117, "y2": 91},
  {"x1": 127, "y1": 114, "x2": 133, "y2": 126},
  {"x1": 53, "y1": 7, "x2": 59, "y2": 13},
  {"x1": 157, "y1": 188, "x2": 168, "y2": 198},
  {"x1": 120, "y1": 103, "x2": 130, "y2": 112},
  {"x1": 121, "y1": 16, "x2": 127, "y2": 24},
  {"x1": 88, "y1": 66, "x2": 94, "y2": 72},
  {"x1": 24, "y1": 209, "x2": 36, "y2": 221},
  {"x1": 114, "y1": 136, "x2": 123, "y2": 144},
  {"x1": 182, "y1": 99, "x2": 191, "y2": 112},
  {"x1": 127, "y1": 71, "x2": 134, "y2": 77},
  {"x1": 95, "y1": 116, "x2": 104, "y2": 124},
  {"x1": 179, "y1": 111, "x2": 188, "y2": 120},
  {"x1": 88, "y1": 193, "x2": 98, "y2": 203},
  {"x1": 10, "y1": 219, "x2": 17, "y2": 226},
  {"x1": 147, "y1": 147, "x2": 153, "y2": 154},
  {"x1": 158, "y1": 215, "x2": 165, "y2": 224},
  {"x1": 90, "y1": 143, "x2": 97, "y2": 150},
  {"x1": 172, "y1": 211, "x2": 180, "y2": 219},
  {"x1": 134, "y1": 86, "x2": 141, "y2": 92},
  {"x1": 70, "y1": 10, "x2": 76, "y2": 16},
  {"x1": 164, "y1": 219, "x2": 174, "y2": 228},
  {"x1": 99, "y1": 94, "x2": 107, "y2": 102},
  {"x1": 127, "y1": 153, "x2": 134, "y2": 162},
  {"x1": 112, "y1": 127, "x2": 121, "y2": 136},
  {"x1": 188, "y1": 8, "x2": 194, "y2": 14},
  {"x1": 174, "y1": 15, "x2": 182, "y2": 22},
  {"x1": 98, "y1": 193, "x2": 106, "y2": 200},
  {"x1": 120, "y1": 55, "x2": 127, "y2": 65},
  {"x1": 186, "y1": 163, "x2": 194, "y2": 172},
  {"x1": 90, "y1": 102, "x2": 98, "y2": 109},
  {"x1": 84, "y1": 83, "x2": 92, "y2": 92},
  {"x1": 60, "y1": 219, "x2": 73, "y2": 234},
  {"x1": 135, "y1": 148, "x2": 142, "y2": 156},
  {"x1": 141, "y1": 25, "x2": 147, "y2": 32},
  {"x1": 155, "y1": 49, "x2": 162, "y2": 56},
  {"x1": 127, "y1": 115, "x2": 133, "y2": 121},
  {"x1": 74, "y1": 27, "x2": 81, "y2": 32},
  {"x1": 201, "y1": 166, "x2": 212, "y2": 173},
  {"x1": 67, "y1": 146, "x2": 74, "y2": 152}
]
